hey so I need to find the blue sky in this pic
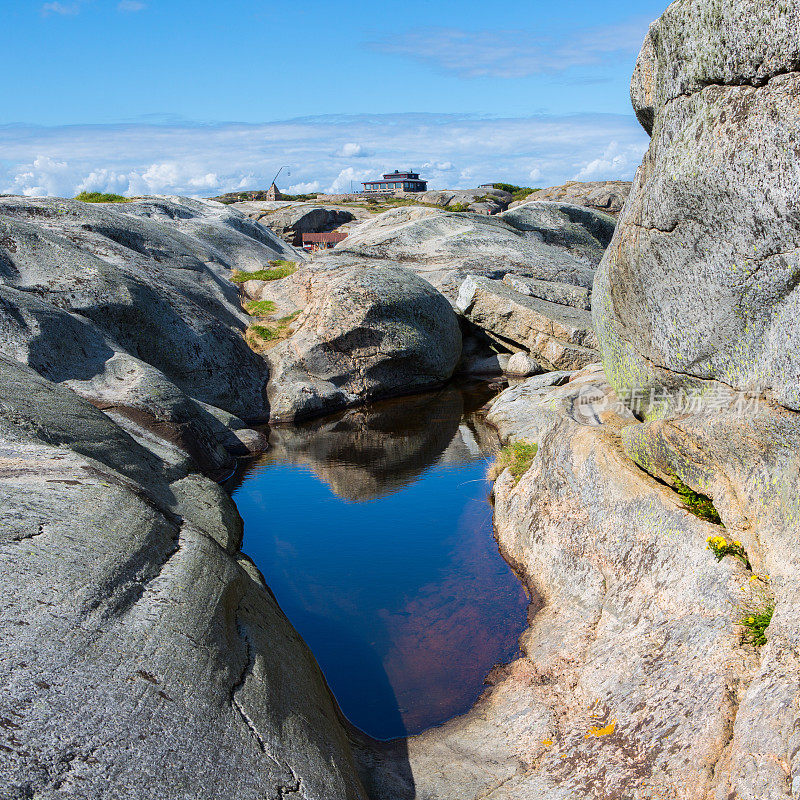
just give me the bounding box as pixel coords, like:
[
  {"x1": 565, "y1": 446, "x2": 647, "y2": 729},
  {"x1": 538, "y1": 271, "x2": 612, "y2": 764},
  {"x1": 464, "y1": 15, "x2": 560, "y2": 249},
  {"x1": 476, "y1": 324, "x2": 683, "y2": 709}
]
[{"x1": 1, "y1": 0, "x2": 666, "y2": 197}]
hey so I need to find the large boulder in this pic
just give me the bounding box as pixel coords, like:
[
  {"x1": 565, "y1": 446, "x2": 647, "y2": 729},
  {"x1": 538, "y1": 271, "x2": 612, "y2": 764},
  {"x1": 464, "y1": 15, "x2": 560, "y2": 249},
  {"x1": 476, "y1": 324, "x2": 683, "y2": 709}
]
[
  {"x1": 513, "y1": 181, "x2": 632, "y2": 215},
  {"x1": 582, "y1": 2, "x2": 800, "y2": 797},
  {"x1": 330, "y1": 206, "x2": 596, "y2": 299},
  {"x1": 457, "y1": 276, "x2": 599, "y2": 371},
  {"x1": 266, "y1": 264, "x2": 462, "y2": 422},
  {"x1": 0, "y1": 358, "x2": 366, "y2": 800},
  {"x1": 593, "y1": 1, "x2": 800, "y2": 414}
]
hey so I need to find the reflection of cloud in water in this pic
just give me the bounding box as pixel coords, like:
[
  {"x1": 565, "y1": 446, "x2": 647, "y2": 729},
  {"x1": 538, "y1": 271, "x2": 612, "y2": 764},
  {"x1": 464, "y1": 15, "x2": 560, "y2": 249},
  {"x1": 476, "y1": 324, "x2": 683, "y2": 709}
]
[
  {"x1": 379, "y1": 491, "x2": 528, "y2": 734},
  {"x1": 266, "y1": 384, "x2": 499, "y2": 502}
]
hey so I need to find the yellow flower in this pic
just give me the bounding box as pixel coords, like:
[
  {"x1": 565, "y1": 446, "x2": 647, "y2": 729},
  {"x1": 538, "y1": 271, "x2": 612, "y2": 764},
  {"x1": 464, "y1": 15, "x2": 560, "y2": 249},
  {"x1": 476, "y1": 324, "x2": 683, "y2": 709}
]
[
  {"x1": 747, "y1": 617, "x2": 755, "y2": 624},
  {"x1": 733, "y1": 541, "x2": 742, "y2": 547}
]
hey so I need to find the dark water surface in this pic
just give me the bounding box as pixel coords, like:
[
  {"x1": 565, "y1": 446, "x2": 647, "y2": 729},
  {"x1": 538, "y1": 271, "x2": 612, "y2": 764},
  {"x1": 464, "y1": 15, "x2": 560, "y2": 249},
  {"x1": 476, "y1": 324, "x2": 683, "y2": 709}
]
[{"x1": 226, "y1": 383, "x2": 529, "y2": 741}]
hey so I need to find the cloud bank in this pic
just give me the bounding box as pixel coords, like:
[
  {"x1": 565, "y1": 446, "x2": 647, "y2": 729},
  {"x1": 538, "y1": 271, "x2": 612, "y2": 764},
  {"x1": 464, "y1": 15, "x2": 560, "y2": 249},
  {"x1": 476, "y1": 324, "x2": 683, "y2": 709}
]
[{"x1": 0, "y1": 112, "x2": 649, "y2": 199}]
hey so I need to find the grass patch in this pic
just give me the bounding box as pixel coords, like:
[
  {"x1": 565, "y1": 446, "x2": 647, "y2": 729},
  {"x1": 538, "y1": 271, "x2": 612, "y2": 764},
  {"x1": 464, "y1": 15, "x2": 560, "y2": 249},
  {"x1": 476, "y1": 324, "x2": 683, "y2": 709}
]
[
  {"x1": 674, "y1": 476, "x2": 723, "y2": 525},
  {"x1": 448, "y1": 202, "x2": 471, "y2": 213},
  {"x1": 75, "y1": 191, "x2": 129, "y2": 203},
  {"x1": 244, "y1": 311, "x2": 301, "y2": 351},
  {"x1": 244, "y1": 299, "x2": 277, "y2": 316},
  {"x1": 739, "y1": 575, "x2": 775, "y2": 647},
  {"x1": 741, "y1": 599, "x2": 775, "y2": 647},
  {"x1": 231, "y1": 260, "x2": 297, "y2": 284},
  {"x1": 489, "y1": 440, "x2": 538, "y2": 484}
]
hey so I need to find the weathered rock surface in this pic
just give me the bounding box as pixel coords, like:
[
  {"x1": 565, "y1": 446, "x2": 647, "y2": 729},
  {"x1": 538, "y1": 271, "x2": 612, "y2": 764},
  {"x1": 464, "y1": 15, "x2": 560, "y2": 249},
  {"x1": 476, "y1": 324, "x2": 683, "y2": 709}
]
[
  {"x1": 0, "y1": 195, "x2": 286, "y2": 476},
  {"x1": 513, "y1": 181, "x2": 632, "y2": 215},
  {"x1": 395, "y1": 187, "x2": 512, "y2": 211},
  {"x1": 457, "y1": 276, "x2": 599, "y2": 371},
  {"x1": 0, "y1": 357, "x2": 366, "y2": 800},
  {"x1": 594, "y1": 1, "x2": 800, "y2": 413},
  {"x1": 499, "y1": 201, "x2": 616, "y2": 264},
  {"x1": 266, "y1": 263, "x2": 462, "y2": 422},
  {"x1": 329, "y1": 206, "x2": 597, "y2": 300},
  {"x1": 504, "y1": 351, "x2": 542, "y2": 377}
]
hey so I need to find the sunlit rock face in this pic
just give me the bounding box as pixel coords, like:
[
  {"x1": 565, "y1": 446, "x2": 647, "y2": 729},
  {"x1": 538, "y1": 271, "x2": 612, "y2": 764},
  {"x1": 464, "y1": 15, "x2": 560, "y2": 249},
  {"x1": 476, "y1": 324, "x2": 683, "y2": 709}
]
[
  {"x1": 266, "y1": 263, "x2": 462, "y2": 423},
  {"x1": 0, "y1": 196, "x2": 289, "y2": 475},
  {"x1": 593, "y1": 1, "x2": 800, "y2": 413},
  {"x1": 326, "y1": 206, "x2": 597, "y2": 300}
]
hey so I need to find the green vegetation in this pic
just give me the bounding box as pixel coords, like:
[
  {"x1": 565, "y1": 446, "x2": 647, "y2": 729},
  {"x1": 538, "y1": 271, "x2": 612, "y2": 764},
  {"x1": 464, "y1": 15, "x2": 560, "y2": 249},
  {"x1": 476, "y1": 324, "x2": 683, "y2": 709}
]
[
  {"x1": 75, "y1": 191, "x2": 129, "y2": 203},
  {"x1": 675, "y1": 476, "x2": 723, "y2": 525},
  {"x1": 490, "y1": 440, "x2": 538, "y2": 484},
  {"x1": 231, "y1": 260, "x2": 297, "y2": 283},
  {"x1": 244, "y1": 311, "x2": 302, "y2": 351},
  {"x1": 244, "y1": 299, "x2": 277, "y2": 316},
  {"x1": 447, "y1": 202, "x2": 471, "y2": 213},
  {"x1": 705, "y1": 533, "x2": 774, "y2": 647},
  {"x1": 488, "y1": 183, "x2": 539, "y2": 202},
  {"x1": 741, "y1": 601, "x2": 775, "y2": 647},
  {"x1": 280, "y1": 193, "x2": 318, "y2": 201}
]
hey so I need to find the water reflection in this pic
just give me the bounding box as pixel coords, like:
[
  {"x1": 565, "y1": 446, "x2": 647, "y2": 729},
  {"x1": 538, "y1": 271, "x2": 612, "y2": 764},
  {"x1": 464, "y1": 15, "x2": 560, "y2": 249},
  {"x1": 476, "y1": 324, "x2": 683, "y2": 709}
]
[{"x1": 227, "y1": 382, "x2": 529, "y2": 740}]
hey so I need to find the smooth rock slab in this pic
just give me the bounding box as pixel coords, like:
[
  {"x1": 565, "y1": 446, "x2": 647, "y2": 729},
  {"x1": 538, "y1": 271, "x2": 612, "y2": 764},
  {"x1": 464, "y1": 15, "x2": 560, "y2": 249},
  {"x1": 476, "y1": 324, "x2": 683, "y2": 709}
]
[
  {"x1": 332, "y1": 206, "x2": 596, "y2": 300},
  {"x1": 503, "y1": 274, "x2": 591, "y2": 310}
]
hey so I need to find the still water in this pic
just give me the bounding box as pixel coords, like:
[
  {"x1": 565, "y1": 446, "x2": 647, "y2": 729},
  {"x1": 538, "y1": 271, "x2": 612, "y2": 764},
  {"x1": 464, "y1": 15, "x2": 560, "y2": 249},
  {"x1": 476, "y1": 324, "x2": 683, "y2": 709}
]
[{"x1": 226, "y1": 383, "x2": 529, "y2": 741}]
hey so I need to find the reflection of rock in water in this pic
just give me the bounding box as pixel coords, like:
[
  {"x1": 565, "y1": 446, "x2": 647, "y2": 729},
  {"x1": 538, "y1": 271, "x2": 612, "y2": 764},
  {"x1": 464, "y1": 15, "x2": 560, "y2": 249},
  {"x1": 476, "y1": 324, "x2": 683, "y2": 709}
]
[
  {"x1": 268, "y1": 384, "x2": 500, "y2": 502},
  {"x1": 436, "y1": 417, "x2": 501, "y2": 467}
]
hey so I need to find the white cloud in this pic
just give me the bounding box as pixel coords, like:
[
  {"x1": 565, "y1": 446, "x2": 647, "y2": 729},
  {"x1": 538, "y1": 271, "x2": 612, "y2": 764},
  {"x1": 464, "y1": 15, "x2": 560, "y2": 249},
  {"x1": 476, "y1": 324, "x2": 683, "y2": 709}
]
[
  {"x1": 574, "y1": 140, "x2": 647, "y2": 181},
  {"x1": 41, "y1": 2, "x2": 80, "y2": 15},
  {"x1": 118, "y1": 0, "x2": 146, "y2": 11},
  {"x1": 421, "y1": 161, "x2": 454, "y2": 171},
  {"x1": 336, "y1": 142, "x2": 370, "y2": 158},
  {"x1": 369, "y1": 17, "x2": 652, "y2": 79},
  {"x1": 326, "y1": 167, "x2": 376, "y2": 194},
  {"x1": 0, "y1": 112, "x2": 648, "y2": 200},
  {"x1": 286, "y1": 180, "x2": 322, "y2": 194}
]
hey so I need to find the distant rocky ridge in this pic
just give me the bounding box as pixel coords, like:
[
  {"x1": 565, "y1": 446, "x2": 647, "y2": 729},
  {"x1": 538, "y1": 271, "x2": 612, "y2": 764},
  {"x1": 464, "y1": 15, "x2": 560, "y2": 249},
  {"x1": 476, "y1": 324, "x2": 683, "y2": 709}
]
[{"x1": 510, "y1": 180, "x2": 631, "y2": 215}]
